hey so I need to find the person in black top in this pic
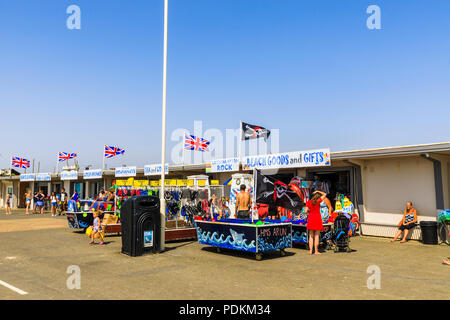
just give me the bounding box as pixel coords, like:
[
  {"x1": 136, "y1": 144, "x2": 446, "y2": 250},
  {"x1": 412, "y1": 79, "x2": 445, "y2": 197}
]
[{"x1": 35, "y1": 190, "x2": 45, "y2": 215}]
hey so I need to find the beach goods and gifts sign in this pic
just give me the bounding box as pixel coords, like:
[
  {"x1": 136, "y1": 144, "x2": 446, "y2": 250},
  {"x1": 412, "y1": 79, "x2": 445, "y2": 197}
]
[
  {"x1": 242, "y1": 148, "x2": 330, "y2": 170},
  {"x1": 115, "y1": 166, "x2": 136, "y2": 178}
]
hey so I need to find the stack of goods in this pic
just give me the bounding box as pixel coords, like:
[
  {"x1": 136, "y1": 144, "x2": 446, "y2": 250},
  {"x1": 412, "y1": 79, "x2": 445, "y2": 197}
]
[{"x1": 332, "y1": 193, "x2": 360, "y2": 236}]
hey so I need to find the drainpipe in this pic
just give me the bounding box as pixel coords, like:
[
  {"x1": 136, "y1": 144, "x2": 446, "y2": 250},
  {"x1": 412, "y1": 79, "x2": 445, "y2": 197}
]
[
  {"x1": 420, "y1": 153, "x2": 444, "y2": 211},
  {"x1": 343, "y1": 160, "x2": 365, "y2": 223}
]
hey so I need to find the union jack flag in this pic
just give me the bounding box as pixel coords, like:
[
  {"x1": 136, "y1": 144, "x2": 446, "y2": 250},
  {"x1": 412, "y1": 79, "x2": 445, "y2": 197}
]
[
  {"x1": 104, "y1": 145, "x2": 125, "y2": 158},
  {"x1": 11, "y1": 157, "x2": 31, "y2": 169},
  {"x1": 58, "y1": 152, "x2": 77, "y2": 162},
  {"x1": 184, "y1": 134, "x2": 210, "y2": 152}
]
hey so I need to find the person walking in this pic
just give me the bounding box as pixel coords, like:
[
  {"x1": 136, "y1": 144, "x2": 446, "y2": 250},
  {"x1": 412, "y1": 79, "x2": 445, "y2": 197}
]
[
  {"x1": 89, "y1": 210, "x2": 104, "y2": 245},
  {"x1": 305, "y1": 190, "x2": 327, "y2": 255},
  {"x1": 5, "y1": 193, "x2": 12, "y2": 215},
  {"x1": 25, "y1": 190, "x2": 32, "y2": 215},
  {"x1": 58, "y1": 188, "x2": 68, "y2": 216},
  {"x1": 50, "y1": 192, "x2": 58, "y2": 217}
]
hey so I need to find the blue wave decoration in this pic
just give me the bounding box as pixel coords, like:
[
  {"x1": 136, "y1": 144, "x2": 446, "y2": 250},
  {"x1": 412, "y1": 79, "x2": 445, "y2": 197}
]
[
  {"x1": 197, "y1": 227, "x2": 256, "y2": 252},
  {"x1": 292, "y1": 231, "x2": 308, "y2": 243},
  {"x1": 78, "y1": 221, "x2": 90, "y2": 228},
  {"x1": 257, "y1": 235, "x2": 292, "y2": 252}
]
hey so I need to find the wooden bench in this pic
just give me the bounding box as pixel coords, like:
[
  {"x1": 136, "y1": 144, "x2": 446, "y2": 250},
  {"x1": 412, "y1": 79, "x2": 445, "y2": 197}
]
[
  {"x1": 360, "y1": 222, "x2": 421, "y2": 240},
  {"x1": 102, "y1": 223, "x2": 122, "y2": 236}
]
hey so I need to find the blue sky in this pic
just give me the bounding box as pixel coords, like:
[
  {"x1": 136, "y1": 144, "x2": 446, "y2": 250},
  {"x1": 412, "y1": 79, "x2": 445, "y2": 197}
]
[{"x1": 1, "y1": 0, "x2": 449, "y2": 172}]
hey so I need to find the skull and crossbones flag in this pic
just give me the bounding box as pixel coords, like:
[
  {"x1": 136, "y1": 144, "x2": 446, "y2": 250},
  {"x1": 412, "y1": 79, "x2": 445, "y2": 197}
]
[
  {"x1": 241, "y1": 122, "x2": 271, "y2": 142},
  {"x1": 255, "y1": 170, "x2": 303, "y2": 213}
]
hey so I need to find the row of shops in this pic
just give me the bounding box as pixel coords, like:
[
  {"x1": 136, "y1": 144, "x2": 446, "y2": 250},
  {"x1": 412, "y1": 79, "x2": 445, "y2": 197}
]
[{"x1": 1, "y1": 142, "x2": 450, "y2": 239}]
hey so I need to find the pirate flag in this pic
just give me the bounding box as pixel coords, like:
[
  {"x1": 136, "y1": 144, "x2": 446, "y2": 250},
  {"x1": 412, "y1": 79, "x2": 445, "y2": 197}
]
[
  {"x1": 255, "y1": 170, "x2": 303, "y2": 214},
  {"x1": 241, "y1": 122, "x2": 271, "y2": 142}
]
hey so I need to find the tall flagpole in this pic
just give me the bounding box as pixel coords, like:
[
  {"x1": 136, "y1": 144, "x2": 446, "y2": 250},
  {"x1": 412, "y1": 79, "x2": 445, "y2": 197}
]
[
  {"x1": 102, "y1": 145, "x2": 105, "y2": 170},
  {"x1": 238, "y1": 121, "x2": 243, "y2": 165},
  {"x1": 159, "y1": 0, "x2": 169, "y2": 252},
  {"x1": 182, "y1": 131, "x2": 186, "y2": 165}
]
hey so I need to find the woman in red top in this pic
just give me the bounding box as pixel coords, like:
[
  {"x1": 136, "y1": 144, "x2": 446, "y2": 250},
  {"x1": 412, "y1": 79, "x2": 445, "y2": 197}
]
[{"x1": 305, "y1": 190, "x2": 327, "y2": 255}]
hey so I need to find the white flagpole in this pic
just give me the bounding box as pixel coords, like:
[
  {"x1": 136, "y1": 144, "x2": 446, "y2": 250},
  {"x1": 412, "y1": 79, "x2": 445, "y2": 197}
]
[
  {"x1": 159, "y1": 0, "x2": 169, "y2": 252},
  {"x1": 238, "y1": 121, "x2": 243, "y2": 167},
  {"x1": 102, "y1": 145, "x2": 105, "y2": 170},
  {"x1": 10, "y1": 157, "x2": 13, "y2": 209},
  {"x1": 182, "y1": 131, "x2": 186, "y2": 166}
]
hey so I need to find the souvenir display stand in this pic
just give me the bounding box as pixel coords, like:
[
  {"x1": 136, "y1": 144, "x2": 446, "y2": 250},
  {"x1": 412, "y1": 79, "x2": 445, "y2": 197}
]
[
  {"x1": 287, "y1": 178, "x2": 360, "y2": 249},
  {"x1": 195, "y1": 219, "x2": 292, "y2": 260},
  {"x1": 66, "y1": 199, "x2": 115, "y2": 231},
  {"x1": 291, "y1": 221, "x2": 333, "y2": 248},
  {"x1": 113, "y1": 177, "x2": 210, "y2": 242}
]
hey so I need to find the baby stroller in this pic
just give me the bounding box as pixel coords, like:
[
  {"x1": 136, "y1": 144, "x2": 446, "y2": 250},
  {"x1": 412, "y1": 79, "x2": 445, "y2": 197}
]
[{"x1": 332, "y1": 214, "x2": 352, "y2": 253}]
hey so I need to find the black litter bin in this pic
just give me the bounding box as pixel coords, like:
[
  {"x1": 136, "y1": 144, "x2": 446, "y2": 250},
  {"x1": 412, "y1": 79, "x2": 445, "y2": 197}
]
[
  {"x1": 121, "y1": 196, "x2": 161, "y2": 256},
  {"x1": 420, "y1": 221, "x2": 438, "y2": 245}
]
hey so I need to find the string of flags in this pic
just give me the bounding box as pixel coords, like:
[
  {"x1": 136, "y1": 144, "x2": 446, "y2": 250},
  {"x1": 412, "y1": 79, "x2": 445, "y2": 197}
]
[{"x1": 10, "y1": 121, "x2": 270, "y2": 171}]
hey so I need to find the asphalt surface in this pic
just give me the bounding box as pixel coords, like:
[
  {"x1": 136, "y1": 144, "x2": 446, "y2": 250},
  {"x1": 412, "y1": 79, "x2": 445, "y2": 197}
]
[{"x1": 0, "y1": 210, "x2": 449, "y2": 300}]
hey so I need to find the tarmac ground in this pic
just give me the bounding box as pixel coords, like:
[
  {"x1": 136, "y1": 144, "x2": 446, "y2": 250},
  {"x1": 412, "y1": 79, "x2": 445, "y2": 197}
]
[{"x1": 0, "y1": 209, "x2": 449, "y2": 300}]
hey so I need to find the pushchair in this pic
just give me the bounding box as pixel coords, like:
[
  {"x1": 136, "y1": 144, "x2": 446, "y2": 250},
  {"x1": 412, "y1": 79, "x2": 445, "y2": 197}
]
[{"x1": 332, "y1": 214, "x2": 352, "y2": 253}]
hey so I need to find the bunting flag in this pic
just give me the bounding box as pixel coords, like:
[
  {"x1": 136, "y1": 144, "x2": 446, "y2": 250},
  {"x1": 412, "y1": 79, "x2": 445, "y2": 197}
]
[
  {"x1": 58, "y1": 152, "x2": 77, "y2": 162},
  {"x1": 241, "y1": 122, "x2": 271, "y2": 142},
  {"x1": 184, "y1": 133, "x2": 210, "y2": 152},
  {"x1": 255, "y1": 169, "x2": 303, "y2": 213},
  {"x1": 11, "y1": 157, "x2": 31, "y2": 169},
  {"x1": 104, "y1": 145, "x2": 125, "y2": 158}
]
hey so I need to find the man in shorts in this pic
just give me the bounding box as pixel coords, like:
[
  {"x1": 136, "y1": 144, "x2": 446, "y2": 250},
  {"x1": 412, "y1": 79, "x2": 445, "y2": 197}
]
[
  {"x1": 59, "y1": 188, "x2": 68, "y2": 216},
  {"x1": 235, "y1": 184, "x2": 251, "y2": 219}
]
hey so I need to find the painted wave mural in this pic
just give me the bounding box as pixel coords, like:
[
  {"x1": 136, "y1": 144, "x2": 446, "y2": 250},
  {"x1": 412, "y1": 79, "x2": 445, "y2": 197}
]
[
  {"x1": 197, "y1": 227, "x2": 256, "y2": 252},
  {"x1": 292, "y1": 230, "x2": 308, "y2": 243},
  {"x1": 257, "y1": 235, "x2": 292, "y2": 252}
]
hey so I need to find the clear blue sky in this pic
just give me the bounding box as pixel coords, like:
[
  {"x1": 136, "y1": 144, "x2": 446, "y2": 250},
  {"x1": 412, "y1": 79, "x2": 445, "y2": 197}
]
[{"x1": 1, "y1": 0, "x2": 450, "y2": 172}]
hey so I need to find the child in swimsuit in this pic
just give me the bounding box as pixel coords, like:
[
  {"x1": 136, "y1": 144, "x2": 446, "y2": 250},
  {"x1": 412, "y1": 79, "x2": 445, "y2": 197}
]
[{"x1": 89, "y1": 210, "x2": 104, "y2": 245}]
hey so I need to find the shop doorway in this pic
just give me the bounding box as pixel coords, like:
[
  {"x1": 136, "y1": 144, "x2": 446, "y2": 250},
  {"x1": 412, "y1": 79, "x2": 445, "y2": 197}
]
[
  {"x1": 34, "y1": 184, "x2": 49, "y2": 197},
  {"x1": 19, "y1": 182, "x2": 30, "y2": 208},
  {"x1": 52, "y1": 183, "x2": 62, "y2": 194},
  {"x1": 70, "y1": 182, "x2": 85, "y2": 199},
  {"x1": 307, "y1": 168, "x2": 353, "y2": 208}
]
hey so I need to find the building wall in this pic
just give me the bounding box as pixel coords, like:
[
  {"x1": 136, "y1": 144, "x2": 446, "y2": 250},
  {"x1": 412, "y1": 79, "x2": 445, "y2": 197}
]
[
  {"x1": 448, "y1": 161, "x2": 450, "y2": 208},
  {"x1": 361, "y1": 156, "x2": 437, "y2": 225}
]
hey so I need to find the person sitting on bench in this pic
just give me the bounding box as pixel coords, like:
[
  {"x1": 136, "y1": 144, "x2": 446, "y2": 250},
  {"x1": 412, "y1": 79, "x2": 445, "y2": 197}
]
[{"x1": 391, "y1": 201, "x2": 418, "y2": 243}]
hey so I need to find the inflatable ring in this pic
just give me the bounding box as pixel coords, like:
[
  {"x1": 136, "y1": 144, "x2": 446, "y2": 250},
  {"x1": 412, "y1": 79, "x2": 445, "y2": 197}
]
[{"x1": 288, "y1": 183, "x2": 304, "y2": 202}]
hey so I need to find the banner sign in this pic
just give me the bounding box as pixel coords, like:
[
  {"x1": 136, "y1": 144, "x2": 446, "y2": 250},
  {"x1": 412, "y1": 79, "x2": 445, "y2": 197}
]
[
  {"x1": 206, "y1": 158, "x2": 240, "y2": 173},
  {"x1": 242, "y1": 149, "x2": 330, "y2": 170},
  {"x1": 115, "y1": 166, "x2": 136, "y2": 178},
  {"x1": 61, "y1": 170, "x2": 78, "y2": 180},
  {"x1": 144, "y1": 164, "x2": 169, "y2": 176},
  {"x1": 83, "y1": 169, "x2": 103, "y2": 180},
  {"x1": 36, "y1": 173, "x2": 51, "y2": 182},
  {"x1": 20, "y1": 173, "x2": 35, "y2": 182}
]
